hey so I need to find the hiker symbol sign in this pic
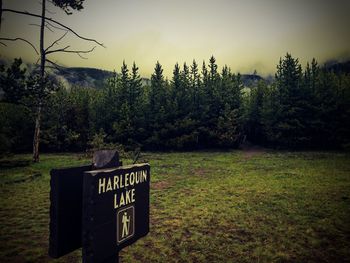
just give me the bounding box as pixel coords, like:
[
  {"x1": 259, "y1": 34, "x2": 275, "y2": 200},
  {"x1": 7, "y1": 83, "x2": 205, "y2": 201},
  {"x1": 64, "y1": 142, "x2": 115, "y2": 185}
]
[
  {"x1": 117, "y1": 206, "x2": 135, "y2": 244},
  {"x1": 49, "y1": 151, "x2": 150, "y2": 263},
  {"x1": 82, "y1": 163, "x2": 150, "y2": 262}
]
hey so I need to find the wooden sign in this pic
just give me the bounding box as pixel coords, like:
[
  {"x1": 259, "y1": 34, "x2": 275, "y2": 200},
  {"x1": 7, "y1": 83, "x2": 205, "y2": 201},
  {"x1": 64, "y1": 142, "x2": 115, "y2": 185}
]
[
  {"x1": 49, "y1": 151, "x2": 149, "y2": 262},
  {"x1": 49, "y1": 165, "x2": 92, "y2": 258},
  {"x1": 82, "y1": 164, "x2": 150, "y2": 263}
]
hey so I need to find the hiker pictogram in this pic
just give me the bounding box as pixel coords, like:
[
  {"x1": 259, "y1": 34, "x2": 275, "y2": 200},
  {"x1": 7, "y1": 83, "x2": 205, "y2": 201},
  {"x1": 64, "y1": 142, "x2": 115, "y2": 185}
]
[
  {"x1": 122, "y1": 211, "x2": 130, "y2": 237},
  {"x1": 117, "y1": 206, "x2": 134, "y2": 243}
]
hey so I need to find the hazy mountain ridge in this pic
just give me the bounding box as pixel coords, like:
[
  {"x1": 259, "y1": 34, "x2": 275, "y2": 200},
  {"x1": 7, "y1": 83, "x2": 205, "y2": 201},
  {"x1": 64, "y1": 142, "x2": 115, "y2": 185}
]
[
  {"x1": 323, "y1": 60, "x2": 350, "y2": 74},
  {"x1": 55, "y1": 67, "x2": 268, "y2": 88},
  {"x1": 1, "y1": 59, "x2": 349, "y2": 89},
  {"x1": 49, "y1": 60, "x2": 350, "y2": 88},
  {"x1": 55, "y1": 67, "x2": 152, "y2": 88},
  {"x1": 55, "y1": 67, "x2": 115, "y2": 89}
]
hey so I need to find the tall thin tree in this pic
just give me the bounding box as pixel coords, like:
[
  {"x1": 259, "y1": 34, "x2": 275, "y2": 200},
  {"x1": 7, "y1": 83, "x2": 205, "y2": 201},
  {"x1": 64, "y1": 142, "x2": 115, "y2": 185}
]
[{"x1": 1, "y1": 0, "x2": 103, "y2": 162}]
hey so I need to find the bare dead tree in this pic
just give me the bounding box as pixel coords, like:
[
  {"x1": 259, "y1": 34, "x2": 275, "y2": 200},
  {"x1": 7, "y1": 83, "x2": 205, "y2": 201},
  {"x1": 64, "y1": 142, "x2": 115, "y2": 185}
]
[
  {"x1": 0, "y1": 0, "x2": 2, "y2": 30},
  {"x1": 0, "y1": 37, "x2": 39, "y2": 54},
  {"x1": 0, "y1": 0, "x2": 104, "y2": 162},
  {"x1": 0, "y1": 8, "x2": 104, "y2": 46}
]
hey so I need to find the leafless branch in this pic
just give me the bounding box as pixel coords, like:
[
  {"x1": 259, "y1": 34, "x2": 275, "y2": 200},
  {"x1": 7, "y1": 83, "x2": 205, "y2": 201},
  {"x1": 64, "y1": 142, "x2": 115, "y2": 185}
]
[
  {"x1": 45, "y1": 45, "x2": 69, "y2": 54},
  {"x1": 45, "y1": 31, "x2": 68, "y2": 51},
  {"x1": 46, "y1": 59, "x2": 69, "y2": 74},
  {"x1": 77, "y1": 53, "x2": 88, "y2": 59},
  {"x1": 46, "y1": 59, "x2": 62, "y2": 70},
  {"x1": 30, "y1": 22, "x2": 54, "y2": 32},
  {"x1": 45, "y1": 23, "x2": 54, "y2": 32},
  {"x1": 46, "y1": 46, "x2": 70, "y2": 55},
  {"x1": 0, "y1": 41, "x2": 6, "y2": 46},
  {"x1": 2, "y1": 8, "x2": 105, "y2": 47},
  {"x1": 29, "y1": 23, "x2": 40, "y2": 28},
  {"x1": 46, "y1": 46, "x2": 95, "y2": 55},
  {"x1": 46, "y1": 21, "x2": 66, "y2": 31},
  {"x1": 0, "y1": 37, "x2": 39, "y2": 55}
]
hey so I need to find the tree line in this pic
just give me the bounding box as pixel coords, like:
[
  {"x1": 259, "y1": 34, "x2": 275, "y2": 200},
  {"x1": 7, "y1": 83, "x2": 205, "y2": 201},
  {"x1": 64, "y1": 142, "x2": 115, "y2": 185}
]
[{"x1": 1, "y1": 53, "x2": 349, "y2": 154}]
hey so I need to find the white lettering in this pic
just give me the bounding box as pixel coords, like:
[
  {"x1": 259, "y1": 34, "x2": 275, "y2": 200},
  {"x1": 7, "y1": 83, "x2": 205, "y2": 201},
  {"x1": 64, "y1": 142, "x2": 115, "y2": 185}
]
[
  {"x1": 106, "y1": 178, "x2": 112, "y2": 192},
  {"x1": 114, "y1": 193, "x2": 119, "y2": 208},
  {"x1": 125, "y1": 173, "x2": 129, "y2": 187},
  {"x1": 98, "y1": 178, "x2": 106, "y2": 194},
  {"x1": 142, "y1": 170, "x2": 147, "y2": 182},
  {"x1": 114, "y1": 175, "x2": 119, "y2": 189},
  {"x1": 129, "y1": 172, "x2": 135, "y2": 186}
]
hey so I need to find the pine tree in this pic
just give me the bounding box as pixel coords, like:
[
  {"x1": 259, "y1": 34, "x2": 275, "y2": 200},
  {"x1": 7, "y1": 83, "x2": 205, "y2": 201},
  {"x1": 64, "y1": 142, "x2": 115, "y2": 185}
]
[
  {"x1": 180, "y1": 62, "x2": 190, "y2": 116},
  {"x1": 246, "y1": 80, "x2": 266, "y2": 144},
  {"x1": 170, "y1": 63, "x2": 181, "y2": 117},
  {"x1": 200, "y1": 60, "x2": 210, "y2": 116},
  {"x1": 129, "y1": 62, "x2": 143, "y2": 114},
  {"x1": 274, "y1": 53, "x2": 305, "y2": 147},
  {"x1": 118, "y1": 60, "x2": 129, "y2": 104},
  {"x1": 128, "y1": 62, "x2": 145, "y2": 146},
  {"x1": 190, "y1": 59, "x2": 201, "y2": 117},
  {"x1": 149, "y1": 61, "x2": 167, "y2": 124},
  {"x1": 1, "y1": 58, "x2": 27, "y2": 103}
]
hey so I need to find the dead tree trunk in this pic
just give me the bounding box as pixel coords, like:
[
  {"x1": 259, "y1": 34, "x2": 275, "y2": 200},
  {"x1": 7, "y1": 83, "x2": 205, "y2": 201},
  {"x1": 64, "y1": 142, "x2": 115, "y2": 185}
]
[
  {"x1": 33, "y1": 0, "x2": 46, "y2": 162},
  {"x1": 1, "y1": 1, "x2": 103, "y2": 162},
  {"x1": 0, "y1": 0, "x2": 3, "y2": 30}
]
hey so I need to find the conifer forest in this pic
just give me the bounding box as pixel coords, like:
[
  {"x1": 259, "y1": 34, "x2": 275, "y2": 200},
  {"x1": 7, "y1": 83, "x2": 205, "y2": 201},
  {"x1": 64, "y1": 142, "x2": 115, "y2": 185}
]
[{"x1": 1, "y1": 54, "x2": 349, "y2": 154}]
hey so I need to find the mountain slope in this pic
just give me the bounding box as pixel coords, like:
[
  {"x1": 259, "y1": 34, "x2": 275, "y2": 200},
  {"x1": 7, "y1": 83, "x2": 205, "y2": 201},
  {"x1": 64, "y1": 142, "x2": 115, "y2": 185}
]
[{"x1": 55, "y1": 67, "x2": 114, "y2": 89}]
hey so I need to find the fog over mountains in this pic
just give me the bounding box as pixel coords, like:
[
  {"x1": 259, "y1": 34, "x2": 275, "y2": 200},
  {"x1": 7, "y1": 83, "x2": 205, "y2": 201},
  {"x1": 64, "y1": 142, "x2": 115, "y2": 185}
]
[
  {"x1": 1, "y1": 58, "x2": 349, "y2": 89},
  {"x1": 54, "y1": 67, "x2": 115, "y2": 89},
  {"x1": 53, "y1": 67, "x2": 267, "y2": 88}
]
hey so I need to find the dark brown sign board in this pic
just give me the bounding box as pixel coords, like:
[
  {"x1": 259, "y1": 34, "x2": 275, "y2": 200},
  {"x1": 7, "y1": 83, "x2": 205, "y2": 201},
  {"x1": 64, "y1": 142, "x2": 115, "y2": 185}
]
[
  {"x1": 49, "y1": 165, "x2": 92, "y2": 258},
  {"x1": 82, "y1": 164, "x2": 150, "y2": 263},
  {"x1": 49, "y1": 150, "x2": 149, "y2": 262}
]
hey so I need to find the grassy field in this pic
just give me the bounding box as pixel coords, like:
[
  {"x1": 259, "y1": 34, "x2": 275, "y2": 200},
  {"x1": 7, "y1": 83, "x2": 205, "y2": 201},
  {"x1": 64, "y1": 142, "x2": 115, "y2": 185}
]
[{"x1": 0, "y1": 150, "x2": 350, "y2": 262}]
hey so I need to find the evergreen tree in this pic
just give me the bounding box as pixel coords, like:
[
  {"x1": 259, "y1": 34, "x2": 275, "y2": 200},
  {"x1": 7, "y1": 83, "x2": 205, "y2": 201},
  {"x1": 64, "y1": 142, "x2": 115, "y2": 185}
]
[
  {"x1": 246, "y1": 80, "x2": 266, "y2": 144},
  {"x1": 1, "y1": 58, "x2": 27, "y2": 103},
  {"x1": 180, "y1": 62, "x2": 190, "y2": 116},
  {"x1": 129, "y1": 62, "x2": 143, "y2": 110},
  {"x1": 190, "y1": 59, "x2": 201, "y2": 117},
  {"x1": 129, "y1": 62, "x2": 144, "y2": 146},
  {"x1": 119, "y1": 60, "x2": 129, "y2": 104},
  {"x1": 170, "y1": 63, "x2": 181, "y2": 118},
  {"x1": 273, "y1": 53, "x2": 305, "y2": 148},
  {"x1": 145, "y1": 61, "x2": 168, "y2": 149},
  {"x1": 315, "y1": 70, "x2": 339, "y2": 148},
  {"x1": 217, "y1": 106, "x2": 242, "y2": 148},
  {"x1": 112, "y1": 61, "x2": 132, "y2": 144},
  {"x1": 200, "y1": 60, "x2": 210, "y2": 117},
  {"x1": 149, "y1": 61, "x2": 166, "y2": 120}
]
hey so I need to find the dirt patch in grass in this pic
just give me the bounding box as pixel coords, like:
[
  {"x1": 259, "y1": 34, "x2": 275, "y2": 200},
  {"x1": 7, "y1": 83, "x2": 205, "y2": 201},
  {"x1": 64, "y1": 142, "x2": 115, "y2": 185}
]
[
  {"x1": 241, "y1": 143, "x2": 266, "y2": 159},
  {"x1": 193, "y1": 168, "x2": 210, "y2": 177},
  {"x1": 158, "y1": 164, "x2": 180, "y2": 168},
  {"x1": 152, "y1": 180, "x2": 172, "y2": 190}
]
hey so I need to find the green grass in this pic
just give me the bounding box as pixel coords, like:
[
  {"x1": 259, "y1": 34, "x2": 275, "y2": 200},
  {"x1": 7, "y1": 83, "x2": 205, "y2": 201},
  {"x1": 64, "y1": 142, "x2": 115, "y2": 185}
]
[{"x1": 0, "y1": 151, "x2": 350, "y2": 262}]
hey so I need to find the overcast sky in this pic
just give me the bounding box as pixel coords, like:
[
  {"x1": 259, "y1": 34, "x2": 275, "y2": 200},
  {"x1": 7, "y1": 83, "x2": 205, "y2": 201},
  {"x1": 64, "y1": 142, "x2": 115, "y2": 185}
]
[{"x1": 1, "y1": 0, "x2": 350, "y2": 77}]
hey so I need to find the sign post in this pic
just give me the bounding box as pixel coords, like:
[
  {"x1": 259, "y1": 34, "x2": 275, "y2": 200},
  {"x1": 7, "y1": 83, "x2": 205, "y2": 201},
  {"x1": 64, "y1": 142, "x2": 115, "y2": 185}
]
[
  {"x1": 82, "y1": 164, "x2": 150, "y2": 262},
  {"x1": 49, "y1": 151, "x2": 150, "y2": 263}
]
